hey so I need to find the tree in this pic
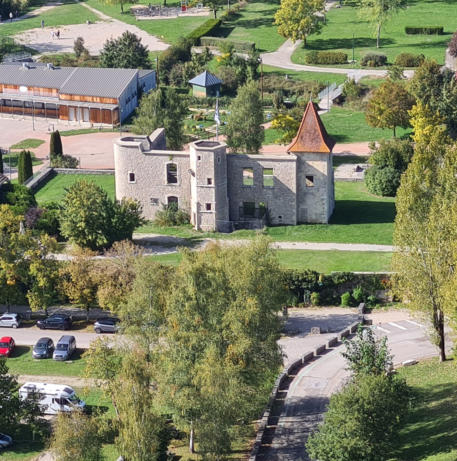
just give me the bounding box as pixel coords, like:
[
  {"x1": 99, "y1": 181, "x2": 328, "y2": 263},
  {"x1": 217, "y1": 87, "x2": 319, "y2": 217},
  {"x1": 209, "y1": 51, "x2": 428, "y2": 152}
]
[
  {"x1": 17, "y1": 150, "x2": 33, "y2": 185},
  {"x1": 0, "y1": 150, "x2": 3, "y2": 175},
  {"x1": 132, "y1": 88, "x2": 187, "y2": 150},
  {"x1": 357, "y1": 0, "x2": 406, "y2": 48},
  {"x1": 408, "y1": 59, "x2": 444, "y2": 109},
  {"x1": 392, "y1": 116, "x2": 452, "y2": 362},
  {"x1": 203, "y1": 0, "x2": 224, "y2": 18},
  {"x1": 274, "y1": 0, "x2": 325, "y2": 45},
  {"x1": 306, "y1": 374, "x2": 410, "y2": 461},
  {"x1": 60, "y1": 180, "x2": 144, "y2": 251},
  {"x1": 99, "y1": 0, "x2": 129, "y2": 13},
  {"x1": 50, "y1": 411, "x2": 104, "y2": 461},
  {"x1": 271, "y1": 113, "x2": 300, "y2": 144},
  {"x1": 49, "y1": 130, "x2": 63, "y2": 158},
  {"x1": 73, "y1": 37, "x2": 87, "y2": 59},
  {"x1": 226, "y1": 81, "x2": 264, "y2": 154},
  {"x1": 366, "y1": 80, "x2": 414, "y2": 137},
  {"x1": 100, "y1": 31, "x2": 149, "y2": 69}
]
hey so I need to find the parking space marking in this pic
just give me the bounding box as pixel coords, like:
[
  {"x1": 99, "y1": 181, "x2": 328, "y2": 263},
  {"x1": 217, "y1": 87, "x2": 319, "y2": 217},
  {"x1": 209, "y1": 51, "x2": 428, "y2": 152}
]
[
  {"x1": 388, "y1": 322, "x2": 407, "y2": 330},
  {"x1": 376, "y1": 325, "x2": 391, "y2": 334},
  {"x1": 404, "y1": 319, "x2": 424, "y2": 328}
]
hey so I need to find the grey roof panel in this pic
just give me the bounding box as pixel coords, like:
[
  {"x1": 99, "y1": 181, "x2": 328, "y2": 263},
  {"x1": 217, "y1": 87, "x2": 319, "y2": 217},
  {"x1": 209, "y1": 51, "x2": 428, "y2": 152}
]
[
  {"x1": 188, "y1": 70, "x2": 221, "y2": 87},
  {"x1": 0, "y1": 63, "x2": 75, "y2": 89},
  {"x1": 60, "y1": 68, "x2": 138, "y2": 99},
  {"x1": 138, "y1": 69, "x2": 155, "y2": 78}
]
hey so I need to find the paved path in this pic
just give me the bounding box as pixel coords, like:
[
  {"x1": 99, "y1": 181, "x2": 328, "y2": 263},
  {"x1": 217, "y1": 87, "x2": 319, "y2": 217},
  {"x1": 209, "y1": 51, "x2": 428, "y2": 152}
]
[
  {"x1": 261, "y1": 39, "x2": 414, "y2": 80},
  {"x1": 261, "y1": 312, "x2": 447, "y2": 461}
]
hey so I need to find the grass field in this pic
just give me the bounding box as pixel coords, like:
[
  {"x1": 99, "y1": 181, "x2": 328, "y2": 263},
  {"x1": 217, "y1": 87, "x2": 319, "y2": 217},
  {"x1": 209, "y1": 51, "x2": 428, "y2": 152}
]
[
  {"x1": 10, "y1": 139, "x2": 45, "y2": 150},
  {"x1": 148, "y1": 249, "x2": 392, "y2": 272},
  {"x1": 0, "y1": 3, "x2": 100, "y2": 38},
  {"x1": 262, "y1": 65, "x2": 348, "y2": 85},
  {"x1": 6, "y1": 345, "x2": 86, "y2": 377},
  {"x1": 84, "y1": 0, "x2": 208, "y2": 44},
  {"x1": 321, "y1": 106, "x2": 411, "y2": 143},
  {"x1": 3, "y1": 152, "x2": 42, "y2": 168},
  {"x1": 138, "y1": 182, "x2": 396, "y2": 245},
  {"x1": 393, "y1": 359, "x2": 457, "y2": 461},
  {"x1": 292, "y1": 0, "x2": 457, "y2": 66},
  {"x1": 35, "y1": 173, "x2": 115, "y2": 203},
  {"x1": 212, "y1": 0, "x2": 285, "y2": 52}
]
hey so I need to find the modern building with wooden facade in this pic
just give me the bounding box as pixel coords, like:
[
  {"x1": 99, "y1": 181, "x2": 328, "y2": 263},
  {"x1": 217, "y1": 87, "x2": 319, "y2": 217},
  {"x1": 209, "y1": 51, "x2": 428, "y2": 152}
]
[
  {"x1": 0, "y1": 63, "x2": 156, "y2": 126},
  {"x1": 188, "y1": 71, "x2": 221, "y2": 98}
]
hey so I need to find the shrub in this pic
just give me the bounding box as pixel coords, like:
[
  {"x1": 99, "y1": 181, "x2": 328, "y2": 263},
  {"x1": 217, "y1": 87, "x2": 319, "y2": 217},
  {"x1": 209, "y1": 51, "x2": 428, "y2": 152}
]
[
  {"x1": 365, "y1": 165, "x2": 401, "y2": 197},
  {"x1": 366, "y1": 295, "x2": 377, "y2": 306},
  {"x1": 310, "y1": 291, "x2": 320, "y2": 306},
  {"x1": 49, "y1": 130, "x2": 63, "y2": 157},
  {"x1": 394, "y1": 52, "x2": 425, "y2": 67},
  {"x1": 361, "y1": 53, "x2": 387, "y2": 67},
  {"x1": 341, "y1": 291, "x2": 352, "y2": 307},
  {"x1": 369, "y1": 138, "x2": 414, "y2": 171},
  {"x1": 305, "y1": 50, "x2": 347, "y2": 65},
  {"x1": 0, "y1": 183, "x2": 36, "y2": 214},
  {"x1": 352, "y1": 286, "x2": 364, "y2": 303},
  {"x1": 51, "y1": 154, "x2": 79, "y2": 168},
  {"x1": 186, "y1": 19, "x2": 221, "y2": 45},
  {"x1": 405, "y1": 26, "x2": 443, "y2": 35},
  {"x1": 154, "y1": 202, "x2": 190, "y2": 227},
  {"x1": 200, "y1": 36, "x2": 255, "y2": 53},
  {"x1": 449, "y1": 30, "x2": 457, "y2": 58},
  {"x1": 342, "y1": 78, "x2": 364, "y2": 102}
]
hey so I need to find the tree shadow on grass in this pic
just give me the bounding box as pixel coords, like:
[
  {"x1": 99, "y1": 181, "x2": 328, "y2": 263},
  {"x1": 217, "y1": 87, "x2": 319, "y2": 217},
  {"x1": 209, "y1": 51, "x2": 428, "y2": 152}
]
[
  {"x1": 331, "y1": 200, "x2": 396, "y2": 225},
  {"x1": 10, "y1": 345, "x2": 30, "y2": 358},
  {"x1": 392, "y1": 382, "x2": 457, "y2": 460}
]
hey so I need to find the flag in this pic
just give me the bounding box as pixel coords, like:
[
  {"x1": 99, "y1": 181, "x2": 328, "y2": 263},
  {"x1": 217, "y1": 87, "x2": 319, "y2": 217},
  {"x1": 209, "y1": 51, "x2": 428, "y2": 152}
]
[{"x1": 214, "y1": 97, "x2": 221, "y2": 126}]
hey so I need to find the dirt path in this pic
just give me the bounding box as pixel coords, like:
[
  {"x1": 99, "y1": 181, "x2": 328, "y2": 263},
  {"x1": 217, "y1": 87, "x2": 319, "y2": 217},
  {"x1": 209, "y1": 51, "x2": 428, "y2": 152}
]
[{"x1": 17, "y1": 374, "x2": 94, "y2": 387}]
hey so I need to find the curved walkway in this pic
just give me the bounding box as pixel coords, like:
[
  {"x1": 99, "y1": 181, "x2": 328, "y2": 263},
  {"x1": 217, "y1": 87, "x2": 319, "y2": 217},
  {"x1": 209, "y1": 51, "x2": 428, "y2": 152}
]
[{"x1": 261, "y1": 39, "x2": 414, "y2": 80}]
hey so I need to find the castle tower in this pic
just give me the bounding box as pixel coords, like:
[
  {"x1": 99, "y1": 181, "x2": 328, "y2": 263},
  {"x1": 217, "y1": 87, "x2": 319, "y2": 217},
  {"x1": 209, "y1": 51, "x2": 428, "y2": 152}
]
[
  {"x1": 189, "y1": 140, "x2": 230, "y2": 232},
  {"x1": 287, "y1": 101, "x2": 335, "y2": 223}
]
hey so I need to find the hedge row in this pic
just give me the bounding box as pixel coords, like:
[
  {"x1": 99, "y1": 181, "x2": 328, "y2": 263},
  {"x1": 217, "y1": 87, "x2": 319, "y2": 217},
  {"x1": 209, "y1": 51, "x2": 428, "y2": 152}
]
[
  {"x1": 405, "y1": 26, "x2": 444, "y2": 35},
  {"x1": 283, "y1": 269, "x2": 388, "y2": 306},
  {"x1": 187, "y1": 18, "x2": 222, "y2": 45},
  {"x1": 361, "y1": 52, "x2": 387, "y2": 67},
  {"x1": 305, "y1": 50, "x2": 348, "y2": 65},
  {"x1": 394, "y1": 52, "x2": 425, "y2": 67},
  {"x1": 200, "y1": 36, "x2": 256, "y2": 53}
]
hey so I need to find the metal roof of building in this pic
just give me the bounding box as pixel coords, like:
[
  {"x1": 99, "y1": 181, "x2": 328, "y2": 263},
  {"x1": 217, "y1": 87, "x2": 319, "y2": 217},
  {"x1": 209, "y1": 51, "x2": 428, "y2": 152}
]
[
  {"x1": 188, "y1": 70, "x2": 221, "y2": 87},
  {"x1": 0, "y1": 64, "x2": 153, "y2": 99}
]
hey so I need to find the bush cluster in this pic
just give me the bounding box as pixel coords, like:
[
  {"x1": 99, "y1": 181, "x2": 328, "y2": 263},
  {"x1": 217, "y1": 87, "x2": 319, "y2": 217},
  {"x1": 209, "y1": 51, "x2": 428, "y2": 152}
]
[
  {"x1": 394, "y1": 52, "x2": 425, "y2": 67},
  {"x1": 200, "y1": 36, "x2": 255, "y2": 53},
  {"x1": 449, "y1": 30, "x2": 457, "y2": 58},
  {"x1": 154, "y1": 202, "x2": 190, "y2": 227},
  {"x1": 405, "y1": 26, "x2": 444, "y2": 35},
  {"x1": 305, "y1": 50, "x2": 348, "y2": 65},
  {"x1": 187, "y1": 18, "x2": 221, "y2": 45},
  {"x1": 361, "y1": 53, "x2": 387, "y2": 67},
  {"x1": 365, "y1": 166, "x2": 401, "y2": 197}
]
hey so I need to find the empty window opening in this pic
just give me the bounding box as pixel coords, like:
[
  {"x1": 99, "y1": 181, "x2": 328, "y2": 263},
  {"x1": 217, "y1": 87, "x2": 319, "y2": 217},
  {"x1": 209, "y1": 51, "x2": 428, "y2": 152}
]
[
  {"x1": 167, "y1": 163, "x2": 178, "y2": 184},
  {"x1": 306, "y1": 175, "x2": 314, "y2": 187},
  {"x1": 243, "y1": 168, "x2": 254, "y2": 186},
  {"x1": 150, "y1": 198, "x2": 159, "y2": 206},
  {"x1": 205, "y1": 203, "x2": 212, "y2": 211},
  {"x1": 198, "y1": 155, "x2": 201, "y2": 161},
  {"x1": 167, "y1": 196, "x2": 179, "y2": 208},
  {"x1": 263, "y1": 168, "x2": 274, "y2": 187},
  {"x1": 243, "y1": 202, "x2": 256, "y2": 217},
  {"x1": 128, "y1": 172, "x2": 135, "y2": 183},
  {"x1": 207, "y1": 178, "x2": 213, "y2": 185}
]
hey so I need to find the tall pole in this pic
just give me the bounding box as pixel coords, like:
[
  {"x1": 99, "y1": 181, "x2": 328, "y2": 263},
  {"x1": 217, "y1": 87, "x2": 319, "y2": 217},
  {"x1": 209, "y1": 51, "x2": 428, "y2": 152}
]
[
  {"x1": 260, "y1": 59, "x2": 264, "y2": 101},
  {"x1": 352, "y1": 33, "x2": 355, "y2": 65},
  {"x1": 32, "y1": 99, "x2": 35, "y2": 131},
  {"x1": 156, "y1": 57, "x2": 160, "y2": 88}
]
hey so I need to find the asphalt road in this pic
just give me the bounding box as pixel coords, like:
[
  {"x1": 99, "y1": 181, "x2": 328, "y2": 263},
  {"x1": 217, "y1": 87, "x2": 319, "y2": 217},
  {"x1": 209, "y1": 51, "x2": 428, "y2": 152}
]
[{"x1": 263, "y1": 318, "x2": 446, "y2": 461}]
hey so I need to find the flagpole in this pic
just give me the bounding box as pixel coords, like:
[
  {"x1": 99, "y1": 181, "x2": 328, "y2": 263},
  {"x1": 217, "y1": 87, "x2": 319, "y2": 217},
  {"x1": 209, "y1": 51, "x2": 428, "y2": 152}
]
[{"x1": 215, "y1": 91, "x2": 220, "y2": 141}]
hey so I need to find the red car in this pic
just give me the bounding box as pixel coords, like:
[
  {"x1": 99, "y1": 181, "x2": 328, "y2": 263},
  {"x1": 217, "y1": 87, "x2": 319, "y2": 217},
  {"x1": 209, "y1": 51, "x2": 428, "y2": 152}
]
[{"x1": 0, "y1": 337, "x2": 15, "y2": 357}]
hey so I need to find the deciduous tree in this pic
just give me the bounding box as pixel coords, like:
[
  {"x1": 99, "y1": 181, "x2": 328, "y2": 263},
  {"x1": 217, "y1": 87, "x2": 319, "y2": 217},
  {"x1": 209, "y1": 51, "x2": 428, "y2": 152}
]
[
  {"x1": 100, "y1": 31, "x2": 149, "y2": 69},
  {"x1": 226, "y1": 81, "x2": 264, "y2": 154},
  {"x1": 271, "y1": 113, "x2": 300, "y2": 144},
  {"x1": 274, "y1": 0, "x2": 325, "y2": 45},
  {"x1": 366, "y1": 80, "x2": 414, "y2": 137},
  {"x1": 133, "y1": 88, "x2": 187, "y2": 150}
]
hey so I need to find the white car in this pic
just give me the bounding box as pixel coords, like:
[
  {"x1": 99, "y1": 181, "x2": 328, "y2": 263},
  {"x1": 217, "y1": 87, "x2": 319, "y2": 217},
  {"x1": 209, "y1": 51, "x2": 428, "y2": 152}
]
[
  {"x1": 0, "y1": 313, "x2": 21, "y2": 328},
  {"x1": 0, "y1": 433, "x2": 12, "y2": 449}
]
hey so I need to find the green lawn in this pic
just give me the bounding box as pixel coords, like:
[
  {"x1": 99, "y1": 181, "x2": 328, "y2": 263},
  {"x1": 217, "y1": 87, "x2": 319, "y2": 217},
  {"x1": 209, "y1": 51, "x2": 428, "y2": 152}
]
[
  {"x1": 292, "y1": 0, "x2": 457, "y2": 66},
  {"x1": 212, "y1": 0, "x2": 285, "y2": 52},
  {"x1": 3, "y1": 152, "x2": 42, "y2": 168},
  {"x1": 263, "y1": 127, "x2": 282, "y2": 144},
  {"x1": 321, "y1": 106, "x2": 411, "y2": 143},
  {"x1": 262, "y1": 65, "x2": 348, "y2": 85},
  {"x1": 6, "y1": 345, "x2": 86, "y2": 377},
  {"x1": 59, "y1": 127, "x2": 114, "y2": 136},
  {"x1": 0, "y1": 3, "x2": 100, "y2": 38},
  {"x1": 138, "y1": 182, "x2": 396, "y2": 245},
  {"x1": 10, "y1": 139, "x2": 45, "y2": 150},
  {"x1": 84, "y1": 0, "x2": 208, "y2": 44},
  {"x1": 393, "y1": 359, "x2": 457, "y2": 461},
  {"x1": 35, "y1": 173, "x2": 115, "y2": 203},
  {"x1": 148, "y1": 249, "x2": 392, "y2": 272}
]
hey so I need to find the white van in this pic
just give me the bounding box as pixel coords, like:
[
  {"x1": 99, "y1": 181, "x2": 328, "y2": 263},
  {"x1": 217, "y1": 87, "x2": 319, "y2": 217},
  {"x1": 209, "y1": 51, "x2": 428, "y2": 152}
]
[{"x1": 19, "y1": 382, "x2": 86, "y2": 415}]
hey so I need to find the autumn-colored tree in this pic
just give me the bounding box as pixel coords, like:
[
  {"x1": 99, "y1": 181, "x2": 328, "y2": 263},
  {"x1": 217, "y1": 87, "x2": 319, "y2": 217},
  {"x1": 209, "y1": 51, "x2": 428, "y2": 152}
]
[
  {"x1": 408, "y1": 102, "x2": 446, "y2": 145},
  {"x1": 271, "y1": 113, "x2": 300, "y2": 144},
  {"x1": 366, "y1": 80, "x2": 415, "y2": 136},
  {"x1": 274, "y1": 0, "x2": 325, "y2": 45}
]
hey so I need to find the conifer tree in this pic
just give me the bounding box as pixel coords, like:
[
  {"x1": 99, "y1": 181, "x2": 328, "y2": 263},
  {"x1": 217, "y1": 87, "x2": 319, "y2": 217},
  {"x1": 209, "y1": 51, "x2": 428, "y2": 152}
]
[
  {"x1": 49, "y1": 130, "x2": 63, "y2": 157},
  {"x1": 17, "y1": 150, "x2": 33, "y2": 184}
]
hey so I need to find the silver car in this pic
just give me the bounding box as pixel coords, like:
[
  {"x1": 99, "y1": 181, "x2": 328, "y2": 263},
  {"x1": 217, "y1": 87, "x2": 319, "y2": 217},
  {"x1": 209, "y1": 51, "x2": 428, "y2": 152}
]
[{"x1": 0, "y1": 313, "x2": 21, "y2": 328}]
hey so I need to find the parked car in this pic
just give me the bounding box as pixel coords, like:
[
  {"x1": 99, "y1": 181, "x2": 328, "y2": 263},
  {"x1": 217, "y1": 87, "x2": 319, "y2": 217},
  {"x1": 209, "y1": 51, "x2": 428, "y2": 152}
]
[
  {"x1": 0, "y1": 337, "x2": 15, "y2": 357},
  {"x1": 0, "y1": 433, "x2": 12, "y2": 449},
  {"x1": 94, "y1": 317, "x2": 119, "y2": 334},
  {"x1": 53, "y1": 335, "x2": 76, "y2": 361},
  {"x1": 0, "y1": 313, "x2": 21, "y2": 329},
  {"x1": 37, "y1": 314, "x2": 72, "y2": 331},
  {"x1": 32, "y1": 337, "x2": 54, "y2": 359}
]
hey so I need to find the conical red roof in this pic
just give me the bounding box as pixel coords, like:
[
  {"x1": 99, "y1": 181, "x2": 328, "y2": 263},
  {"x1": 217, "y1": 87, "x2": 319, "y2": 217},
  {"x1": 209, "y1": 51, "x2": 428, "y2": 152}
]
[{"x1": 287, "y1": 101, "x2": 335, "y2": 154}]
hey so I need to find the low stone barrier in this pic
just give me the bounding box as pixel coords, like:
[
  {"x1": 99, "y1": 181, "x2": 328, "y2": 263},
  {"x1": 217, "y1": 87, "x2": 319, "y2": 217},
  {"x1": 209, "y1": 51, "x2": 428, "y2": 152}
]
[
  {"x1": 337, "y1": 328, "x2": 350, "y2": 341},
  {"x1": 326, "y1": 336, "x2": 338, "y2": 348},
  {"x1": 314, "y1": 344, "x2": 326, "y2": 356},
  {"x1": 25, "y1": 167, "x2": 54, "y2": 192},
  {"x1": 53, "y1": 168, "x2": 114, "y2": 175}
]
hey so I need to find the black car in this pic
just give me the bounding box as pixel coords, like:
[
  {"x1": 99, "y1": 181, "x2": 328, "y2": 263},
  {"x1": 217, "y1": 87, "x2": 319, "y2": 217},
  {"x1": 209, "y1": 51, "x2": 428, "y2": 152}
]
[
  {"x1": 94, "y1": 317, "x2": 119, "y2": 334},
  {"x1": 37, "y1": 315, "x2": 72, "y2": 330},
  {"x1": 32, "y1": 337, "x2": 54, "y2": 359}
]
